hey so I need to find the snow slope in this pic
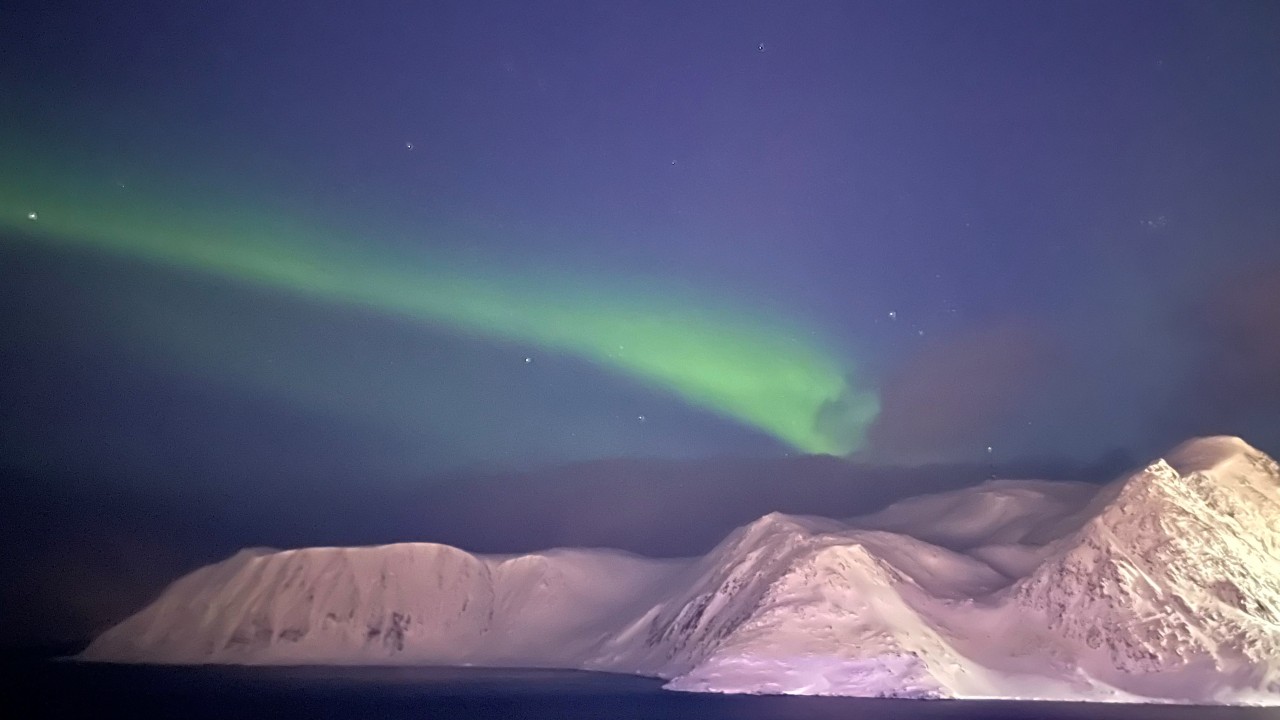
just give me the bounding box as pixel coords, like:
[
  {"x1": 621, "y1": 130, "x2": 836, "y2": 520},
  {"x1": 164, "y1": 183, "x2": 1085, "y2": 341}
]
[
  {"x1": 80, "y1": 544, "x2": 690, "y2": 666},
  {"x1": 80, "y1": 436, "x2": 1280, "y2": 704},
  {"x1": 1013, "y1": 437, "x2": 1280, "y2": 702}
]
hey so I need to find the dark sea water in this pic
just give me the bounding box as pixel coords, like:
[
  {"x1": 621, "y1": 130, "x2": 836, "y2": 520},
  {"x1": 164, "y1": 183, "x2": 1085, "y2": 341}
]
[{"x1": 8, "y1": 661, "x2": 1280, "y2": 720}]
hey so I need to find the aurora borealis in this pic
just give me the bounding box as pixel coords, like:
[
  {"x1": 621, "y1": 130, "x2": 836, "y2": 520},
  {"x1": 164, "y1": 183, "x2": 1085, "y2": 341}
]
[
  {"x1": 1, "y1": 141, "x2": 876, "y2": 456},
  {"x1": 3, "y1": 0, "x2": 1280, "y2": 484}
]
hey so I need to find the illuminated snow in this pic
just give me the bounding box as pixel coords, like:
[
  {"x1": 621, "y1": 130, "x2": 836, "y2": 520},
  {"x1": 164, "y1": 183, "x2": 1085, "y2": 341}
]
[{"x1": 81, "y1": 436, "x2": 1280, "y2": 705}]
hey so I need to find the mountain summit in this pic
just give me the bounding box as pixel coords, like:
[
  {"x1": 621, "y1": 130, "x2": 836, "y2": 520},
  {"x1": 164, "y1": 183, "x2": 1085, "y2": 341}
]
[
  {"x1": 81, "y1": 437, "x2": 1280, "y2": 704},
  {"x1": 1013, "y1": 437, "x2": 1280, "y2": 700}
]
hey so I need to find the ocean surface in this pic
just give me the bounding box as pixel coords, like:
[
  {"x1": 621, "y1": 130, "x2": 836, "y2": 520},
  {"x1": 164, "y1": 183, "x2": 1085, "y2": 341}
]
[{"x1": 8, "y1": 661, "x2": 1280, "y2": 720}]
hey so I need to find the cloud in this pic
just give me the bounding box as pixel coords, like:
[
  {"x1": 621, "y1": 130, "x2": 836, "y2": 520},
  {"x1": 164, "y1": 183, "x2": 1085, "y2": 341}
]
[
  {"x1": 864, "y1": 319, "x2": 1056, "y2": 463},
  {"x1": 1156, "y1": 263, "x2": 1280, "y2": 440}
]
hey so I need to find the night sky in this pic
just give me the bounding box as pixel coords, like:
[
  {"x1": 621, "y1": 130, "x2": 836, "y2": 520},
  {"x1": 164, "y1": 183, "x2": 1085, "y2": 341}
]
[{"x1": 2, "y1": 0, "x2": 1280, "y2": 644}]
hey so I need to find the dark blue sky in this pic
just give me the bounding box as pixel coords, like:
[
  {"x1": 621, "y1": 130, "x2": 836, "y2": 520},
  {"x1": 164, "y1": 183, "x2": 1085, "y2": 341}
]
[{"x1": 2, "y1": 0, "x2": 1279, "y2": 485}]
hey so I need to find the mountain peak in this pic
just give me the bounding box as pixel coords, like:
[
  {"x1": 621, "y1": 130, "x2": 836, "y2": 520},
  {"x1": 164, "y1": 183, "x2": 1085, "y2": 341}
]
[
  {"x1": 1162, "y1": 436, "x2": 1267, "y2": 477},
  {"x1": 1101, "y1": 436, "x2": 1278, "y2": 519},
  {"x1": 1013, "y1": 439, "x2": 1280, "y2": 698}
]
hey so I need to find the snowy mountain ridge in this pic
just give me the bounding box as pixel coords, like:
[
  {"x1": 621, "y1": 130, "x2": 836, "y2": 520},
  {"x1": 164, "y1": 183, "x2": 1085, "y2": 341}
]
[
  {"x1": 81, "y1": 436, "x2": 1280, "y2": 704},
  {"x1": 1012, "y1": 437, "x2": 1280, "y2": 701}
]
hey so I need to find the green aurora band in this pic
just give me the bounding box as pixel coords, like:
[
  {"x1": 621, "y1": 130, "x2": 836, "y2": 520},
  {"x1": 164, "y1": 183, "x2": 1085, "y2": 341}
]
[{"x1": 0, "y1": 158, "x2": 878, "y2": 455}]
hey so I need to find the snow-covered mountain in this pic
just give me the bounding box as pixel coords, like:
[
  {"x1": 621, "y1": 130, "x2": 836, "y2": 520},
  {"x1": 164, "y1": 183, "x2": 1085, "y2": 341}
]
[
  {"x1": 79, "y1": 543, "x2": 688, "y2": 667},
  {"x1": 80, "y1": 436, "x2": 1280, "y2": 704},
  {"x1": 1012, "y1": 437, "x2": 1280, "y2": 702}
]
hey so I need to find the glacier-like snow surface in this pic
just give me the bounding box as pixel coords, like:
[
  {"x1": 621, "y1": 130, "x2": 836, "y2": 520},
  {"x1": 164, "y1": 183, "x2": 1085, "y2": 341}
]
[{"x1": 81, "y1": 436, "x2": 1280, "y2": 704}]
